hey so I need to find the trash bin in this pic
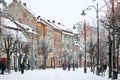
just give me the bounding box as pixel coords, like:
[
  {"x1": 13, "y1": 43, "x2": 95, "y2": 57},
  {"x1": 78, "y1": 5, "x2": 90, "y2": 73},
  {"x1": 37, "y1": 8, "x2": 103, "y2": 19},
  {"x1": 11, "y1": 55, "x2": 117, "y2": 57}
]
[{"x1": 112, "y1": 71, "x2": 118, "y2": 79}]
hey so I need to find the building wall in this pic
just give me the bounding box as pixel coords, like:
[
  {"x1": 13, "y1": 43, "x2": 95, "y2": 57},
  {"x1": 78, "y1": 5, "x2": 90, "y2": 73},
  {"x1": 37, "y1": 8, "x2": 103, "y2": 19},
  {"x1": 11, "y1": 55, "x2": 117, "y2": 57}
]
[
  {"x1": 43, "y1": 21, "x2": 54, "y2": 68},
  {"x1": 4, "y1": 1, "x2": 37, "y2": 30},
  {"x1": 53, "y1": 29, "x2": 62, "y2": 67},
  {"x1": 4, "y1": 0, "x2": 47, "y2": 69},
  {"x1": 61, "y1": 32, "x2": 73, "y2": 64}
]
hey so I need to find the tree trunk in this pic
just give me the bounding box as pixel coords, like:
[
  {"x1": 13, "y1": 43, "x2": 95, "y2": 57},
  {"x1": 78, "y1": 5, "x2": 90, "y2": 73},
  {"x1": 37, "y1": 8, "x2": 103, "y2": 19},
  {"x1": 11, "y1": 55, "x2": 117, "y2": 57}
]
[
  {"x1": 79, "y1": 56, "x2": 82, "y2": 67},
  {"x1": 91, "y1": 56, "x2": 93, "y2": 72},
  {"x1": 93, "y1": 56, "x2": 95, "y2": 74},
  {"x1": 50, "y1": 58, "x2": 52, "y2": 68},
  {"x1": 109, "y1": 35, "x2": 112, "y2": 78},
  {"x1": 43, "y1": 56, "x2": 46, "y2": 69},
  {"x1": 6, "y1": 51, "x2": 10, "y2": 73},
  {"x1": 18, "y1": 54, "x2": 22, "y2": 71}
]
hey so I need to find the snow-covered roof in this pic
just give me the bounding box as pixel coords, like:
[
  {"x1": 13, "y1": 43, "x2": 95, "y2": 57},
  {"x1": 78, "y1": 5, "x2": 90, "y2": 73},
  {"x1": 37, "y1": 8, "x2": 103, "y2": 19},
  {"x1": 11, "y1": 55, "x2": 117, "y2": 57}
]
[
  {"x1": 21, "y1": 3, "x2": 38, "y2": 19},
  {"x1": 2, "y1": 17, "x2": 21, "y2": 29},
  {"x1": 36, "y1": 16, "x2": 47, "y2": 25},
  {"x1": 2, "y1": 27, "x2": 28, "y2": 42},
  {"x1": 2, "y1": 16, "x2": 37, "y2": 34},
  {"x1": 72, "y1": 28, "x2": 79, "y2": 34},
  {"x1": 1, "y1": 17, "x2": 30, "y2": 42},
  {"x1": 45, "y1": 20, "x2": 61, "y2": 30},
  {"x1": 22, "y1": 24, "x2": 38, "y2": 35},
  {"x1": 15, "y1": 20, "x2": 38, "y2": 35},
  {"x1": 63, "y1": 31, "x2": 74, "y2": 36},
  {"x1": 54, "y1": 23, "x2": 72, "y2": 33},
  {"x1": 45, "y1": 20, "x2": 73, "y2": 35}
]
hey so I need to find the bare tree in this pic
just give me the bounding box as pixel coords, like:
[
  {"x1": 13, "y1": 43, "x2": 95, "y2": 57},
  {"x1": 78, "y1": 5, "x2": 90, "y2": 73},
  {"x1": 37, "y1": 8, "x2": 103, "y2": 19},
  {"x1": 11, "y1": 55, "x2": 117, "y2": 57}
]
[
  {"x1": 78, "y1": 52, "x2": 83, "y2": 67},
  {"x1": 100, "y1": 10, "x2": 120, "y2": 78},
  {"x1": 1, "y1": 34, "x2": 14, "y2": 73},
  {"x1": 62, "y1": 50, "x2": 68, "y2": 64},
  {"x1": 39, "y1": 40, "x2": 52, "y2": 69},
  {"x1": 87, "y1": 39, "x2": 97, "y2": 72},
  {"x1": 15, "y1": 42, "x2": 30, "y2": 71}
]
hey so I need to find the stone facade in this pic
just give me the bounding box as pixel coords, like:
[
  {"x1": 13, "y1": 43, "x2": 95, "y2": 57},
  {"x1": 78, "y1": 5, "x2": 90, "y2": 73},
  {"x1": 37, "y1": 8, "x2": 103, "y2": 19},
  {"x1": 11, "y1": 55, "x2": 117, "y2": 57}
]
[{"x1": 4, "y1": 0, "x2": 47, "y2": 69}]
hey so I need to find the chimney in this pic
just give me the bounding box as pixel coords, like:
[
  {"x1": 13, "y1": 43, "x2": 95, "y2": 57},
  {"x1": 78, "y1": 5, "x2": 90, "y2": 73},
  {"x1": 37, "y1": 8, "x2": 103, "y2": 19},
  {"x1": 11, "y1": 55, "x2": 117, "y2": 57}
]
[
  {"x1": 23, "y1": 3, "x2": 26, "y2": 7},
  {"x1": 13, "y1": 0, "x2": 18, "y2": 2}
]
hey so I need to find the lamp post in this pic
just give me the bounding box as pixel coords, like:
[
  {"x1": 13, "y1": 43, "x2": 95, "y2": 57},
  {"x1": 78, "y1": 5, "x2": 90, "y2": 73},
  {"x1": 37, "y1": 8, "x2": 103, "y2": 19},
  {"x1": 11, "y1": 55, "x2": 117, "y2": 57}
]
[
  {"x1": 84, "y1": 20, "x2": 87, "y2": 73},
  {"x1": 81, "y1": 3, "x2": 100, "y2": 75},
  {"x1": 31, "y1": 29, "x2": 34, "y2": 70},
  {"x1": 14, "y1": 23, "x2": 19, "y2": 72},
  {"x1": 74, "y1": 20, "x2": 87, "y2": 73},
  {"x1": 111, "y1": 0, "x2": 118, "y2": 79}
]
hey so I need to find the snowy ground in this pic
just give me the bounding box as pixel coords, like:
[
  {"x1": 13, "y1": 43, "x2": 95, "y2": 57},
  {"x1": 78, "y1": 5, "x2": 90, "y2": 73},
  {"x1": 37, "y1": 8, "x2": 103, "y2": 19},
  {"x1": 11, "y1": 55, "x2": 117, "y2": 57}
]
[{"x1": 0, "y1": 68, "x2": 119, "y2": 80}]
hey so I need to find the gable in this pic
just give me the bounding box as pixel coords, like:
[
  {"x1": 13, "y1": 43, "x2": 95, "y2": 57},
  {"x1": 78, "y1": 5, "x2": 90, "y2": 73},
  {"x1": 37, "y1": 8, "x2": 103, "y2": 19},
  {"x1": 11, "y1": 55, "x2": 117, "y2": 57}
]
[{"x1": 4, "y1": 1, "x2": 37, "y2": 30}]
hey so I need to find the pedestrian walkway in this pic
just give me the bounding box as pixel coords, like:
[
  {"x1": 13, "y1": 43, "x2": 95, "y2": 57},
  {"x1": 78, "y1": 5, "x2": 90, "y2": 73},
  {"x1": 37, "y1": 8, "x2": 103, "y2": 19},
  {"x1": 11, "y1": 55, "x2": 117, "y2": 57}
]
[{"x1": 0, "y1": 68, "x2": 119, "y2": 80}]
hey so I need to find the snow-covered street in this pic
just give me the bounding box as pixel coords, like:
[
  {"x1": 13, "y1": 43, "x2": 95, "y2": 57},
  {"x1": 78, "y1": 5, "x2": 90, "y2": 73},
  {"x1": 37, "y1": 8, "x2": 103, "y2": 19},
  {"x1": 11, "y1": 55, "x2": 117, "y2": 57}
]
[{"x1": 0, "y1": 68, "x2": 119, "y2": 80}]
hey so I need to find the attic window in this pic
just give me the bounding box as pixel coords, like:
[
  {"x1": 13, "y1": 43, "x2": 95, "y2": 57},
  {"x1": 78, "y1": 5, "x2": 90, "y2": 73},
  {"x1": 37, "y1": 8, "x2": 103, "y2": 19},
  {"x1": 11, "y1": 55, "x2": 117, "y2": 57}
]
[
  {"x1": 26, "y1": 28, "x2": 30, "y2": 30},
  {"x1": 19, "y1": 1, "x2": 21, "y2": 3},
  {"x1": 47, "y1": 20, "x2": 50, "y2": 22},
  {"x1": 40, "y1": 18, "x2": 43, "y2": 21},
  {"x1": 58, "y1": 22, "x2": 60, "y2": 25},
  {"x1": 52, "y1": 20, "x2": 55, "y2": 23}
]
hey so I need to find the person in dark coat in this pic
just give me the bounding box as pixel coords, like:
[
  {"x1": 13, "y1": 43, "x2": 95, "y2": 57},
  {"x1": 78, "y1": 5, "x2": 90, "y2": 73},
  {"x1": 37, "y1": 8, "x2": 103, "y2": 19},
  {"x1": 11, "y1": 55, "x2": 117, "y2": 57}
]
[
  {"x1": 72, "y1": 63, "x2": 75, "y2": 71},
  {"x1": 0, "y1": 61, "x2": 6, "y2": 75},
  {"x1": 20, "y1": 62, "x2": 25, "y2": 74},
  {"x1": 62, "y1": 63, "x2": 66, "y2": 70},
  {"x1": 1, "y1": 63, "x2": 6, "y2": 74},
  {"x1": 68, "y1": 64, "x2": 71, "y2": 71},
  {"x1": 103, "y1": 63, "x2": 107, "y2": 72}
]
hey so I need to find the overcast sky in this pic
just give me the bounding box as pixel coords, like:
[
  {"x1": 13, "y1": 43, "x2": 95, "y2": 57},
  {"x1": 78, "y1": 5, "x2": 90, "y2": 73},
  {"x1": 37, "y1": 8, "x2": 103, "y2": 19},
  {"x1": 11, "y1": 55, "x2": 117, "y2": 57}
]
[{"x1": 5, "y1": 0, "x2": 108, "y2": 29}]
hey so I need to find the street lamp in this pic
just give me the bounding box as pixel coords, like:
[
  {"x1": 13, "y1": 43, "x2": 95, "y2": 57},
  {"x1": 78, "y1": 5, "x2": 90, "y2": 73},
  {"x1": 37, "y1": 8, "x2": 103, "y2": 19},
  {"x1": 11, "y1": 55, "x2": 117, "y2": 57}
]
[
  {"x1": 14, "y1": 24, "x2": 19, "y2": 72},
  {"x1": 81, "y1": 3, "x2": 100, "y2": 75},
  {"x1": 78, "y1": 20, "x2": 87, "y2": 73}
]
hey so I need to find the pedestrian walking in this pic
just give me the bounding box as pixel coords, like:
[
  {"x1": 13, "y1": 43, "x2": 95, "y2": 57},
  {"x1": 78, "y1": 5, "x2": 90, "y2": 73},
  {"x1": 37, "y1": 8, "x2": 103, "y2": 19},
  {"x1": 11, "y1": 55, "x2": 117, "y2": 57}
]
[
  {"x1": 20, "y1": 62, "x2": 25, "y2": 74},
  {"x1": 68, "y1": 64, "x2": 71, "y2": 71},
  {"x1": 1, "y1": 63, "x2": 6, "y2": 74},
  {"x1": 72, "y1": 63, "x2": 75, "y2": 71},
  {"x1": 0, "y1": 61, "x2": 6, "y2": 75},
  {"x1": 92, "y1": 64, "x2": 96, "y2": 74},
  {"x1": 62, "y1": 63, "x2": 66, "y2": 70},
  {"x1": 101, "y1": 61, "x2": 107, "y2": 76}
]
